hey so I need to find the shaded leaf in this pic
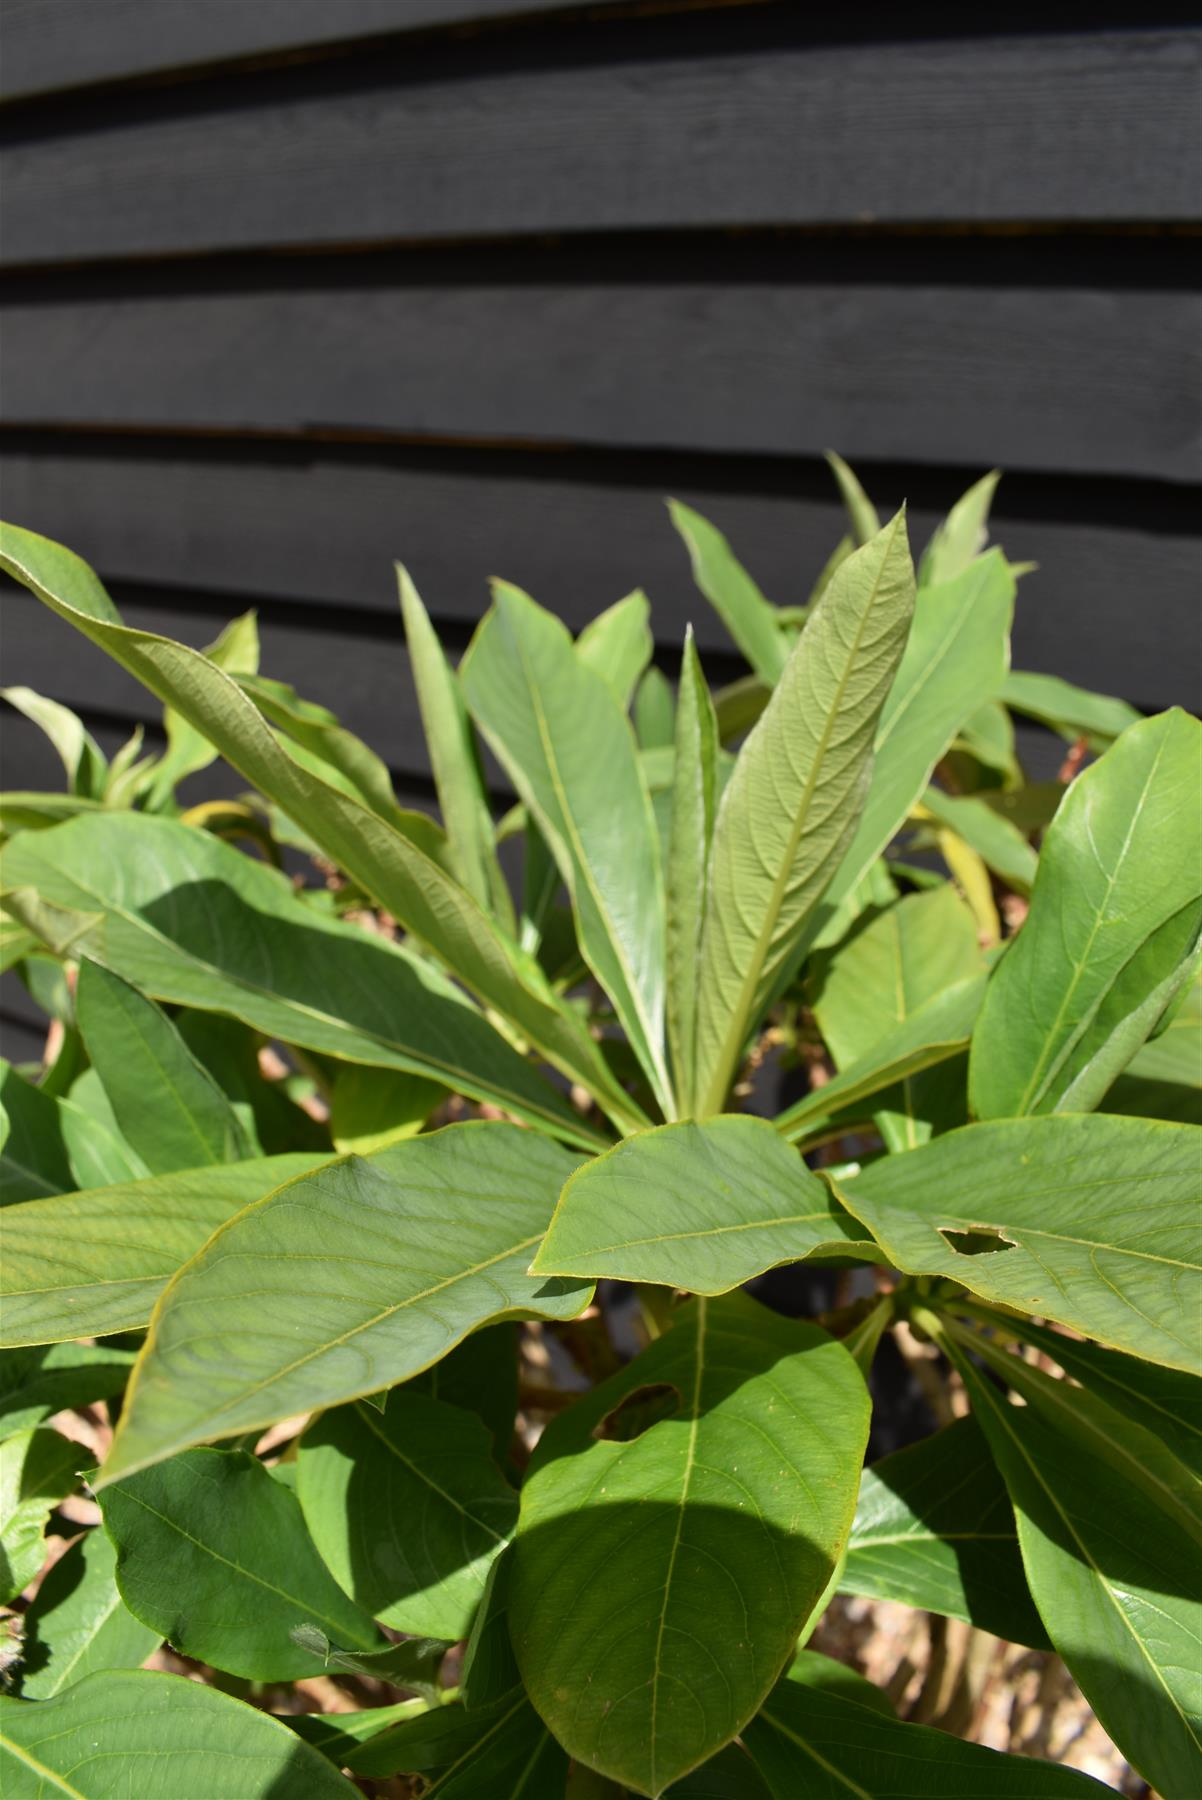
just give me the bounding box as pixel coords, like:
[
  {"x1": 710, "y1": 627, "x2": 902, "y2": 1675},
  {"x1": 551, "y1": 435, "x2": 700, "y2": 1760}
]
[
  {"x1": 0, "y1": 1428, "x2": 81, "y2": 1602},
  {"x1": 919, "y1": 785, "x2": 1038, "y2": 892},
  {"x1": 146, "y1": 609, "x2": 259, "y2": 806},
  {"x1": 329, "y1": 1063, "x2": 446, "y2": 1152},
  {"x1": 347, "y1": 1686, "x2": 567, "y2": 1791},
  {"x1": 665, "y1": 629, "x2": 720, "y2": 1111},
  {"x1": 635, "y1": 666, "x2": 677, "y2": 750},
  {"x1": 0, "y1": 1343, "x2": 135, "y2": 1437},
  {"x1": 0, "y1": 1058, "x2": 147, "y2": 1203},
  {"x1": 1001, "y1": 668, "x2": 1141, "y2": 749},
  {"x1": 18, "y1": 1527, "x2": 160, "y2": 1698}
]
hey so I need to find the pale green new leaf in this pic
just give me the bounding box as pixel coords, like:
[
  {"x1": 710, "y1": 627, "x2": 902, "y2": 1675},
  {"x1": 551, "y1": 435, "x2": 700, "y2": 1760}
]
[
  {"x1": 145, "y1": 609, "x2": 259, "y2": 806},
  {"x1": 743, "y1": 1659, "x2": 1110, "y2": 1798},
  {"x1": 0, "y1": 686, "x2": 106, "y2": 798},
  {"x1": 329, "y1": 1064, "x2": 446, "y2": 1152},
  {"x1": 0, "y1": 1669, "x2": 358, "y2": 1797},
  {"x1": 812, "y1": 884, "x2": 984, "y2": 1150},
  {"x1": 0, "y1": 1153, "x2": 327, "y2": 1346},
  {"x1": 75, "y1": 958, "x2": 250, "y2": 1173},
  {"x1": 100, "y1": 1448, "x2": 381, "y2": 1679},
  {"x1": 1001, "y1": 668, "x2": 1142, "y2": 749},
  {"x1": 667, "y1": 500, "x2": 787, "y2": 685},
  {"x1": 971, "y1": 709, "x2": 1202, "y2": 1118},
  {"x1": 297, "y1": 1388, "x2": 517, "y2": 1639},
  {"x1": 532, "y1": 1115, "x2": 875, "y2": 1293},
  {"x1": 576, "y1": 589, "x2": 654, "y2": 709},
  {"x1": 775, "y1": 973, "x2": 985, "y2": 1145},
  {"x1": 99, "y1": 1124, "x2": 591, "y2": 1484},
  {"x1": 0, "y1": 1058, "x2": 147, "y2": 1203},
  {"x1": 398, "y1": 564, "x2": 513, "y2": 927},
  {"x1": 919, "y1": 785, "x2": 1038, "y2": 892},
  {"x1": 665, "y1": 629, "x2": 720, "y2": 1110},
  {"x1": 695, "y1": 513, "x2": 915, "y2": 1113},
  {"x1": 509, "y1": 1293, "x2": 870, "y2": 1795},
  {"x1": 844, "y1": 1416, "x2": 1048, "y2": 1646},
  {"x1": 635, "y1": 666, "x2": 676, "y2": 749},
  {"x1": 4, "y1": 811, "x2": 601, "y2": 1150},
  {"x1": 938, "y1": 1319, "x2": 1202, "y2": 1800},
  {"x1": 807, "y1": 547, "x2": 1015, "y2": 944},
  {"x1": 0, "y1": 523, "x2": 627, "y2": 1125},
  {"x1": 461, "y1": 580, "x2": 671, "y2": 1110},
  {"x1": 918, "y1": 469, "x2": 1001, "y2": 587},
  {"x1": 825, "y1": 451, "x2": 880, "y2": 548},
  {"x1": 1, "y1": 1428, "x2": 82, "y2": 1602},
  {"x1": 835, "y1": 1114, "x2": 1202, "y2": 1371},
  {"x1": 19, "y1": 1528, "x2": 160, "y2": 1698}
]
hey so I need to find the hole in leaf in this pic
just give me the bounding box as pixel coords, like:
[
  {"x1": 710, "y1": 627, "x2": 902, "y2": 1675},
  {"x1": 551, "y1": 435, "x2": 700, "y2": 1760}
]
[
  {"x1": 592, "y1": 1382, "x2": 682, "y2": 1443},
  {"x1": 939, "y1": 1226, "x2": 1017, "y2": 1257}
]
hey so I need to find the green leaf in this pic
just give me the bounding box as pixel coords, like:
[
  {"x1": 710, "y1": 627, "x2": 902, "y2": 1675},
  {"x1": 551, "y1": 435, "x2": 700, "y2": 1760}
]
[
  {"x1": 285, "y1": 1697, "x2": 433, "y2": 1766},
  {"x1": 1102, "y1": 971, "x2": 1202, "y2": 1124},
  {"x1": 824, "y1": 451, "x2": 880, "y2": 548},
  {"x1": 0, "y1": 1058, "x2": 147, "y2": 1203},
  {"x1": 834, "y1": 1114, "x2": 1202, "y2": 1371},
  {"x1": 918, "y1": 469, "x2": 1001, "y2": 588},
  {"x1": 952, "y1": 696, "x2": 1019, "y2": 780},
  {"x1": 398, "y1": 565, "x2": 514, "y2": 927},
  {"x1": 4, "y1": 811, "x2": 601, "y2": 1151},
  {"x1": 174, "y1": 1008, "x2": 332, "y2": 1155},
  {"x1": 99, "y1": 1447, "x2": 380, "y2": 1679},
  {"x1": 18, "y1": 1527, "x2": 160, "y2": 1698},
  {"x1": 1, "y1": 1428, "x2": 81, "y2": 1602},
  {"x1": 98, "y1": 1123, "x2": 591, "y2": 1484},
  {"x1": 811, "y1": 885, "x2": 983, "y2": 1151},
  {"x1": 667, "y1": 501, "x2": 787, "y2": 685},
  {"x1": 289, "y1": 1624, "x2": 449, "y2": 1699},
  {"x1": 532, "y1": 1115, "x2": 875, "y2": 1293},
  {"x1": 0, "y1": 1668, "x2": 359, "y2": 1797},
  {"x1": 0, "y1": 1344, "x2": 135, "y2": 1437},
  {"x1": 1001, "y1": 668, "x2": 1142, "y2": 749},
  {"x1": 75, "y1": 959, "x2": 250, "y2": 1173},
  {"x1": 0, "y1": 523, "x2": 629, "y2": 1127},
  {"x1": 742, "y1": 1657, "x2": 1110, "y2": 1798},
  {"x1": 411, "y1": 1322, "x2": 519, "y2": 1456},
  {"x1": 774, "y1": 974, "x2": 985, "y2": 1145},
  {"x1": 936, "y1": 1317, "x2": 1202, "y2": 1799},
  {"x1": 347, "y1": 1686, "x2": 568, "y2": 1791},
  {"x1": 635, "y1": 666, "x2": 677, "y2": 750},
  {"x1": 461, "y1": 579, "x2": 672, "y2": 1110},
  {"x1": 694, "y1": 513, "x2": 915, "y2": 1114},
  {"x1": 807, "y1": 535, "x2": 853, "y2": 610},
  {"x1": 808, "y1": 548, "x2": 1015, "y2": 945},
  {"x1": 508, "y1": 1292, "x2": 870, "y2": 1795},
  {"x1": 577, "y1": 590, "x2": 654, "y2": 709},
  {"x1": 919, "y1": 785, "x2": 1038, "y2": 892},
  {"x1": 0, "y1": 1153, "x2": 326, "y2": 1346},
  {"x1": 970, "y1": 710, "x2": 1202, "y2": 1118},
  {"x1": 329, "y1": 1063, "x2": 446, "y2": 1152},
  {"x1": 843, "y1": 1416, "x2": 1048, "y2": 1646},
  {"x1": 297, "y1": 1388, "x2": 517, "y2": 1638},
  {"x1": 460, "y1": 1548, "x2": 519, "y2": 1709},
  {"x1": 0, "y1": 687, "x2": 107, "y2": 798},
  {"x1": 145, "y1": 609, "x2": 259, "y2": 806},
  {"x1": 665, "y1": 629, "x2": 721, "y2": 1111}
]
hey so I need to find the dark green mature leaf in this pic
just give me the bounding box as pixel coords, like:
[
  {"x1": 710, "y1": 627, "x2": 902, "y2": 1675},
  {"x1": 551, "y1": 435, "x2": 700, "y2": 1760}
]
[
  {"x1": 0, "y1": 523, "x2": 629, "y2": 1125},
  {"x1": 297, "y1": 1388, "x2": 517, "y2": 1638},
  {"x1": 834, "y1": 1114, "x2": 1202, "y2": 1371},
  {"x1": 694, "y1": 514, "x2": 915, "y2": 1114},
  {"x1": 346, "y1": 1686, "x2": 568, "y2": 1791},
  {"x1": 509, "y1": 1293, "x2": 870, "y2": 1795},
  {"x1": 971, "y1": 710, "x2": 1202, "y2": 1119},
  {"x1": 18, "y1": 1527, "x2": 160, "y2": 1698},
  {"x1": 75, "y1": 959, "x2": 250, "y2": 1173},
  {"x1": 0, "y1": 1428, "x2": 82, "y2": 1602},
  {"x1": 0, "y1": 1669, "x2": 359, "y2": 1796},
  {"x1": 667, "y1": 501, "x2": 787, "y2": 685},
  {"x1": 461, "y1": 580, "x2": 672, "y2": 1111},
  {"x1": 775, "y1": 974, "x2": 985, "y2": 1145},
  {"x1": 937, "y1": 1319, "x2": 1202, "y2": 1799},
  {"x1": 808, "y1": 548, "x2": 1015, "y2": 943},
  {"x1": 843, "y1": 1416, "x2": 1048, "y2": 1646},
  {"x1": 666, "y1": 629, "x2": 721, "y2": 1113},
  {"x1": 742, "y1": 1658, "x2": 1111, "y2": 1798},
  {"x1": 100, "y1": 1448, "x2": 380, "y2": 1679},
  {"x1": 0, "y1": 1344, "x2": 135, "y2": 1437},
  {"x1": 1, "y1": 1058, "x2": 147, "y2": 1204},
  {"x1": 577, "y1": 589, "x2": 654, "y2": 709},
  {"x1": 99, "y1": 1124, "x2": 590, "y2": 1484},
  {"x1": 0, "y1": 1153, "x2": 326, "y2": 1347},
  {"x1": 532, "y1": 1115, "x2": 874, "y2": 1293},
  {"x1": 174, "y1": 1008, "x2": 332, "y2": 1155},
  {"x1": 812, "y1": 885, "x2": 983, "y2": 1151},
  {"x1": 1001, "y1": 668, "x2": 1141, "y2": 749},
  {"x1": 5, "y1": 812, "x2": 601, "y2": 1151},
  {"x1": 398, "y1": 565, "x2": 513, "y2": 926},
  {"x1": 410, "y1": 1322, "x2": 519, "y2": 1455}
]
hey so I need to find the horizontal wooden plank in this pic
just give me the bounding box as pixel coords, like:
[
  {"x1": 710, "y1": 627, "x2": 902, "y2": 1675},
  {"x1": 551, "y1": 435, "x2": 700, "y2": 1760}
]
[
  {"x1": 0, "y1": 0, "x2": 609, "y2": 103},
  {"x1": 4, "y1": 254, "x2": 1197, "y2": 482},
  {"x1": 3, "y1": 23, "x2": 1198, "y2": 262},
  {"x1": 3, "y1": 438, "x2": 1198, "y2": 709}
]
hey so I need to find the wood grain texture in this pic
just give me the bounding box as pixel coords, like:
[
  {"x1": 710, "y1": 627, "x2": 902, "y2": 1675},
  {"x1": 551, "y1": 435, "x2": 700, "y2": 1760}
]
[
  {"x1": 2, "y1": 439, "x2": 1197, "y2": 709},
  {"x1": 0, "y1": 0, "x2": 611, "y2": 102},
  {"x1": 4, "y1": 23, "x2": 1198, "y2": 258},
  {"x1": 4, "y1": 257, "x2": 1197, "y2": 481}
]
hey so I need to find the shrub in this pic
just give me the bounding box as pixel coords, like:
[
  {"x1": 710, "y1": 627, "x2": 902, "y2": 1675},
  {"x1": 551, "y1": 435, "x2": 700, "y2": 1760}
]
[{"x1": 0, "y1": 464, "x2": 1198, "y2": 1798}]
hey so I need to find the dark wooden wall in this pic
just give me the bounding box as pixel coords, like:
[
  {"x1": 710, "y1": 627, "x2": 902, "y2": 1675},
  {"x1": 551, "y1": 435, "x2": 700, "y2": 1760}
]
[{"x1": 2, "y1": 3, "x2": 1200, "y2": 1051}]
